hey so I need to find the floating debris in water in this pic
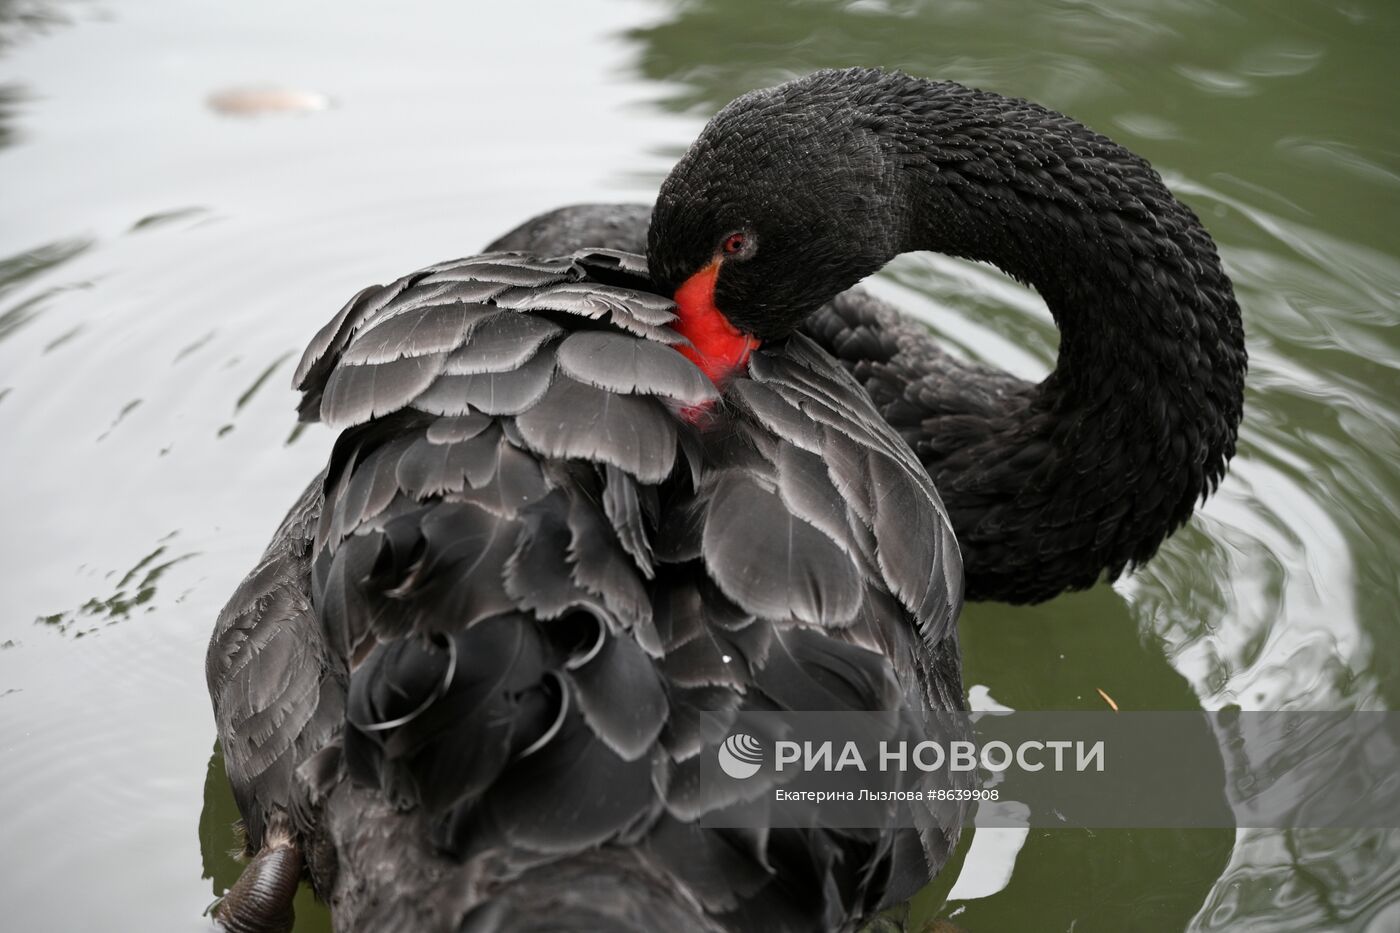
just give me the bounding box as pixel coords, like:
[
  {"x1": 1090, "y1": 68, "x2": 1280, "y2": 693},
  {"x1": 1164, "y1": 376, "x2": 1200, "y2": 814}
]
[
  {"x1": 206, "y1": 86, "x2": 332, "y2": 117},
  {"x1": 0, "y1": 238, "x2": 94, "y2": 345},
  {"x1": 35, "y1": 540, "x2": 198, "y2": 636}
]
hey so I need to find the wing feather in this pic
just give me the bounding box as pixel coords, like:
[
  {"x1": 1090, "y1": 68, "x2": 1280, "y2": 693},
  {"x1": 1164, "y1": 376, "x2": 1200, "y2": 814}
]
[
  {"x1": 411, "y1": 347, "x2": 557, "y2": 416},
  {"x1": 514, "y1": 375, "x2": 678, "y2": 483},
  {"x1": 700, "y1": 471, "x2": 862, "y2": 627},
  {"x1": 319, "y1": 351, "x2": 449, "y2": 428},
  {"x1": 556, "y1": 331, "x2": 717, "y2": 405}
]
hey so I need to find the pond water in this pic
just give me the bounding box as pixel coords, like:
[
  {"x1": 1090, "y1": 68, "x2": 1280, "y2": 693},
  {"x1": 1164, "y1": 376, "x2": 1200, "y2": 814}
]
[{"x1": 0, "y1": 1, "x2": 1395, "y2": 930}]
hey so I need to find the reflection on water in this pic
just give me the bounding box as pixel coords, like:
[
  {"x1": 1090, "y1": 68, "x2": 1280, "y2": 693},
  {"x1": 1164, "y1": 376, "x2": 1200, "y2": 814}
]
[
  {"x1": 0, "y1": 82, "x2": 22, "y2": 148},
  {"x1": 0, "y1": 0, "x2": 90, "y2": 146},
  {"x1": 0, "y1": 0, "x2": 80, "y2": 45},
  {"x1": 0, "y1": 238, "x2": 91, "y2": 343},
  {"x1": 35, "y1": 535, "x2": 197, "y2": 636},
  {"x1": 0, "y1": 0, "x2": 1395, "y2": 930}
]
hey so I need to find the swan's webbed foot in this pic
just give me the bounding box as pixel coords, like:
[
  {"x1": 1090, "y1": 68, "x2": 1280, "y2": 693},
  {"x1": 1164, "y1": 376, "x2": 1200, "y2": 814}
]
[{"x1": 213, "y1": 817, "x2": 303, "y2": 933}]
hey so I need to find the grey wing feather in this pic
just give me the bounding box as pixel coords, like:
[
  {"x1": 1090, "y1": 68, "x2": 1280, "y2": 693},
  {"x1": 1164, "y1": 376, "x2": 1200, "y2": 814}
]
[
  {"x1": 412, "y1": 347, "x2": 558, "y2": 417},
  {"x1": 424, "y1": 411, "x2": 492, "y2": 443},
  {"x1": 514, "y1": 375, "x2": 678, "y2": 484},
  {"x1": 566, "y1": 629, "x2": 668, "y2": 761},
  {"x1": 294, "y1": 275, "x2": 420, "y2": 392},
  {"x1": 601, "y1": 464, "x2": 655, "y2": 580},
  {"x1": 327, "y1": 434, "x2": 415, "y2": 543},
  {"x1": 565, "y1": 492, "x2": 654, "y2": 637},
  {"x1": 556, "y1": 330, "x2": 717, "y2": 405},
  {"x1": 425, "y1": 256, "x2": 577, "y2": 287},
  {"x1": 318, "y1": 351, "x2": 449, "y2": 428},
  {"x1": 773, "y1": 443, "x2": 862, "y2": 561},
  {"x1": 503, "y1": 499, "x2": 592, "y2": 619},
  {"x1": 442, "y1": 312, "x2": 562, "y2": 375},
  {"x1": 748, "y1": 338, "x2": 964, "y2": 641},
  {"x1": 728, "y1": 379, "x2": 825, "y2": 454},
  {"x1": 701, "y1": 471, "x2": 863, "y2": 627},
  {"x1": 340, "y1": 301, "x2": 494, "y2": 367},
  {"x1": 207, "y1": 473, "x2": 344, "y2": 848},
  {"x1": 498, "y1": 282, "x2": 682, "y2": 344}
]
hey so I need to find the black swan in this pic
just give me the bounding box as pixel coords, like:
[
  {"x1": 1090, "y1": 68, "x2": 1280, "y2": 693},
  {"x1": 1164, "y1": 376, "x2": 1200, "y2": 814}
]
[
  {"x1": 209, "y1": 68, "x2": 1244, "y2": 932},
  {"x1": 494, "y1": 94, "x2": 1246, "y2": 606}
]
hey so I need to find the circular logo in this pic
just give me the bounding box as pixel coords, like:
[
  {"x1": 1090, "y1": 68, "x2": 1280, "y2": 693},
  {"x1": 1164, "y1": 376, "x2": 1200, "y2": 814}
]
[{"x1": 718, "y1": 733, "x2": 764, "y2": 779}]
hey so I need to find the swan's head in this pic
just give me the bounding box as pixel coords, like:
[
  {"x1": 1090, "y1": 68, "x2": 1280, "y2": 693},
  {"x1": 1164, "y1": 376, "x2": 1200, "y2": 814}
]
[{"x1": 647, "y1": 70, "x2": 907, "y2": 343}]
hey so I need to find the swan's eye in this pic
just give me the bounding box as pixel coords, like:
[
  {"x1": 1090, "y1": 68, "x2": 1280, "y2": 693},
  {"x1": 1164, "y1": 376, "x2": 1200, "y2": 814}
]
[{"x1": 721, "y1": 232, "x2": 751, "y2": 257}]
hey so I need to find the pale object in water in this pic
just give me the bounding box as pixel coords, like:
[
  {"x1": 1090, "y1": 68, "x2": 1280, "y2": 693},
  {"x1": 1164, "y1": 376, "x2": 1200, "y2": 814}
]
[{"x1": 206, "y1": 86, "x2": 331, "y2": 117}]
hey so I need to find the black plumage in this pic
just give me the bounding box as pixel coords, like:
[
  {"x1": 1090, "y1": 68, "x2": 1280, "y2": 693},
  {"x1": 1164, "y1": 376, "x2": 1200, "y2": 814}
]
[
  {"x1": 643, "y1": 71, "x2": 1244, "y2": 603},
  {"x1": 502, "y1": 68, "x2": 1246, "y2": 605},
  {"x1": 212, "y1": 243, "x2": 962, "y2": 933},
  {"x1": 211, "y1": 66, "x2": 1246, "y2": 932}
]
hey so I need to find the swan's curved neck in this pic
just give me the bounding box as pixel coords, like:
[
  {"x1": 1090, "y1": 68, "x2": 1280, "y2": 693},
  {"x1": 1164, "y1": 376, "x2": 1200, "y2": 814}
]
[{"x1": 873, "y1": 87, "x2": 1246, "y2": 601}]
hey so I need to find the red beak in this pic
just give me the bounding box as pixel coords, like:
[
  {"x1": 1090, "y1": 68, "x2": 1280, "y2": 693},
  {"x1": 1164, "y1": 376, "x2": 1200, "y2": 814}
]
[{"x1": 672, "y1": 261, "x2": 759, "y2": 384}]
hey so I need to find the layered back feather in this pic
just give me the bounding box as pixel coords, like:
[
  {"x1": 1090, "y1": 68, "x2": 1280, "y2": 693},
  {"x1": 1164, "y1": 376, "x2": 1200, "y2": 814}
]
[{"x1": 212, "y1": 248, "x2": 965, "y2": 932}]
